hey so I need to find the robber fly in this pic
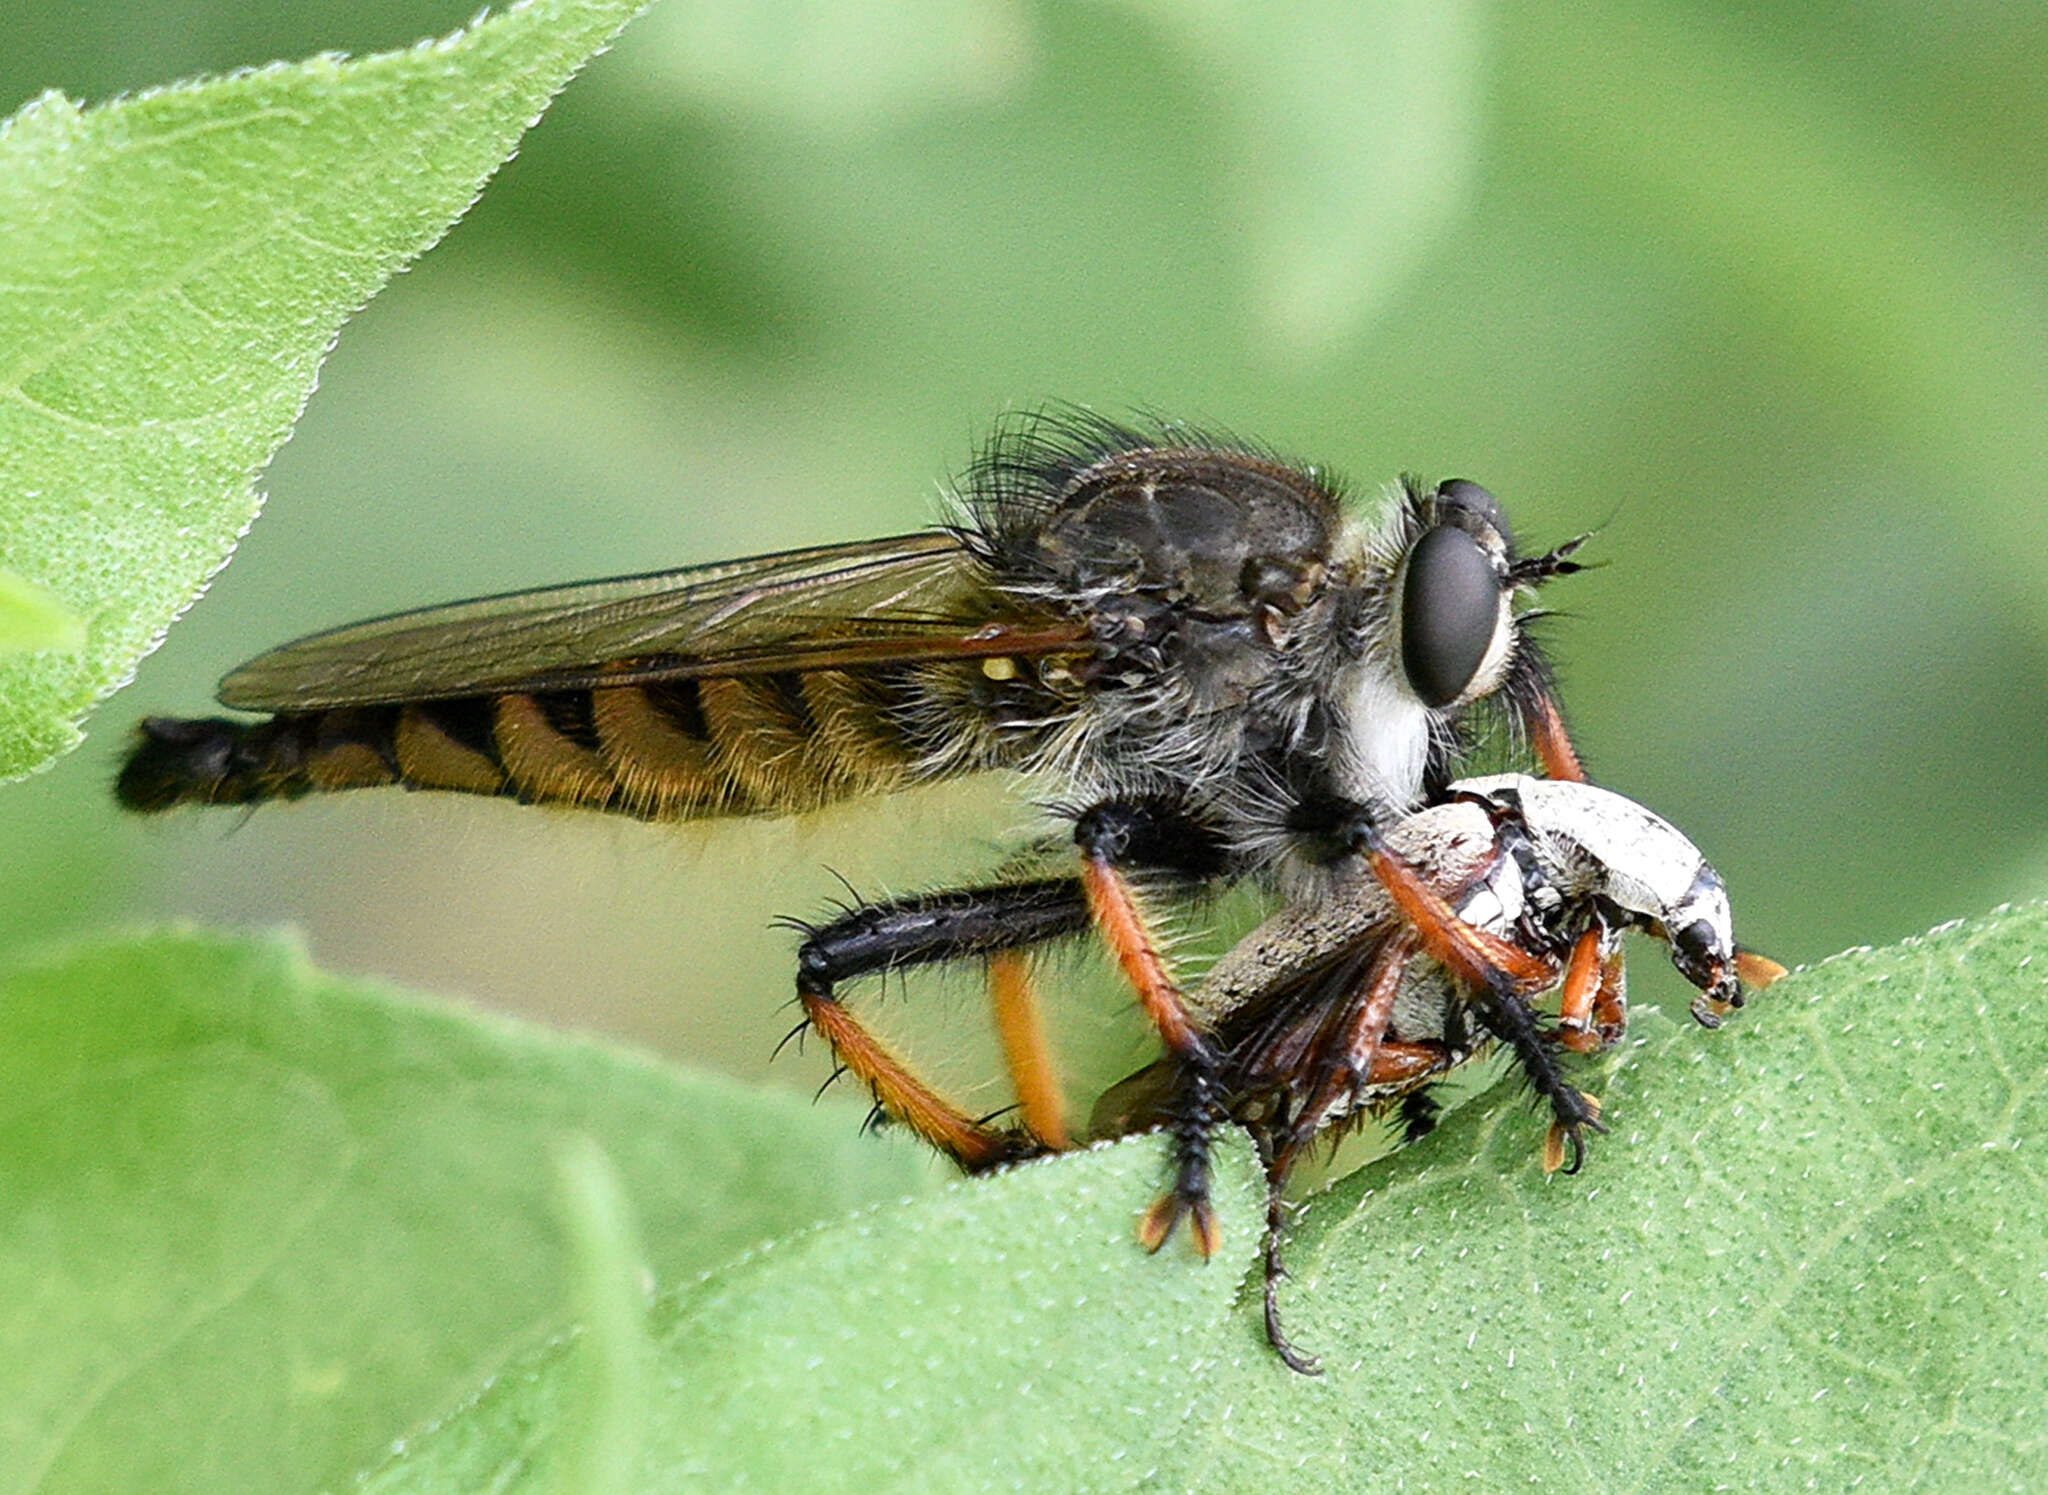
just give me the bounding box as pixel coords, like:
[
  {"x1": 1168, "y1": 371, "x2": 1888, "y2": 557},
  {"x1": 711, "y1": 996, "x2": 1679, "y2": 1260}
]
[
  {"x1": 119, "y1": 409, "x2": 1602, "y2": 1255},
  {"x1": 1092, "y1": 773, "x2": 1782, "y2": 1373}
]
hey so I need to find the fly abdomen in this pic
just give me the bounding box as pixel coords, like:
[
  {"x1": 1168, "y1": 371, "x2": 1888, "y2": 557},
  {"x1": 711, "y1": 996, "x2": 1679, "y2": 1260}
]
[
  {"x1": 586, "y1": 669, "x2": 921, "y2": 815},
  {"x1": 119, "y1": 667, "x2": 930, "y2": 821},
  {"x1": 117, "y1": 699, "x2": 508, "y2": 811},
  {"x1": 117, "y1": 706, "x2": 406, "y2": 810}
]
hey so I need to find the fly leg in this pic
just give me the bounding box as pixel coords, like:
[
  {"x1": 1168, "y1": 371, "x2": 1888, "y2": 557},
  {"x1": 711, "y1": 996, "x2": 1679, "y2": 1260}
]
[
  {"x1": 986, "y1": 948, "x2": 1070, "y2": 1149},
  {"x1": 793, "y1": 879, "x2": 1094, "y2": 1169},
  {"x1": 1253, "y1": 1046, "x2": 1468, "y2": 1378},
  {"x1": 1072, "y1": 798, "x2": 1234, "y2": 1259},
  {"x1": 793, "y1": 796, "x2": 1225, "y2": 1171},
  {"x1": 1524, "y1": 688, "x2": 1588, "y2": 785},
  {"x1": 1254, "y1": 931, "x2": 1427, "y2": 1375},
  {"x1": 1353, "y1": 820, "x2": 1559, "y2": 995},
  {"x1": 1350, "y1": 819, "x2": 1599, "y2": 1172}
]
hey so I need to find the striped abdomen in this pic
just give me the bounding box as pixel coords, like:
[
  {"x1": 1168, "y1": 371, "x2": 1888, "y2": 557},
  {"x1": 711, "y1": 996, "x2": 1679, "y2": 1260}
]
[{"x1": 116, "y1": 670, "x2": 931, "y2": 820}]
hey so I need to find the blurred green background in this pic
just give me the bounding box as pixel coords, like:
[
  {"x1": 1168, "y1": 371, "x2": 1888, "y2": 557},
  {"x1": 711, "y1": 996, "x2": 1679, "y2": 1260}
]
[{"x1": 4, "y1": 0, "x2": 2045, "y2": 1105}]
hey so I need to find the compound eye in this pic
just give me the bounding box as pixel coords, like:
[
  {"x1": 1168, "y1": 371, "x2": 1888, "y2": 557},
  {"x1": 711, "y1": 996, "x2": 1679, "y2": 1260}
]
[{"x1": 1400, "y1": 525, "x2": 1502, "y2": 707}]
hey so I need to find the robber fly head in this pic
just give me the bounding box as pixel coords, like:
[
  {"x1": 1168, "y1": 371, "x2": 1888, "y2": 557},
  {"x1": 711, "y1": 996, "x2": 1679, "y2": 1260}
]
[{"x1": 1358, "y1": 474, "x2": 1591, "y2": 810}]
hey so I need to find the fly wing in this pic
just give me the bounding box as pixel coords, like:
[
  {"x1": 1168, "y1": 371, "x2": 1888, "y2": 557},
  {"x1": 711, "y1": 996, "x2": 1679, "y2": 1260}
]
[{"x1": 218, "y1": 531, "x2": 1081, "y2": 711}]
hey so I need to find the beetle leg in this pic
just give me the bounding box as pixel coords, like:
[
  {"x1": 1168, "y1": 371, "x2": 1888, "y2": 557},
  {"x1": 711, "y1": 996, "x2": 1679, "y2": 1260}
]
[
  {"x1": 1590, "y1": 947, "x2": 1629, "y2": 1045},
  {"x1": 1556, "y1": 929, "x2": 1628, "y2": 1053},
  {"x1": 1554, "y1": 928, "x2": 1604, "y2": 1051}
]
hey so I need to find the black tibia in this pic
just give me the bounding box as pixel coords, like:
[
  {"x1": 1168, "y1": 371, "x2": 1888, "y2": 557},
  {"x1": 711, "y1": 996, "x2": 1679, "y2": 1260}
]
[{"x1": 793, "y1": 879, "x2": 1091, "y2": 991}]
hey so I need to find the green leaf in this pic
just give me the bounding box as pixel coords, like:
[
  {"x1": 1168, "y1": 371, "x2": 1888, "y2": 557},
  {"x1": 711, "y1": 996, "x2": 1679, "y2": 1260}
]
[
  {"x1": 547, "y1": 1135, "x2": 658, "y2": 1495},
  {"x1": 367, "y1": 906, "x2": 2048, "y2": 1491},
  {"x1": 0, "y1": 567, "x2": 85, "y2": 655},
  {"x1": 0, "y1": 929, "x2": 938, "y2": 1495},
  {"x1": 0, "y1": 0, "x2": 648, "y2": 780}
]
